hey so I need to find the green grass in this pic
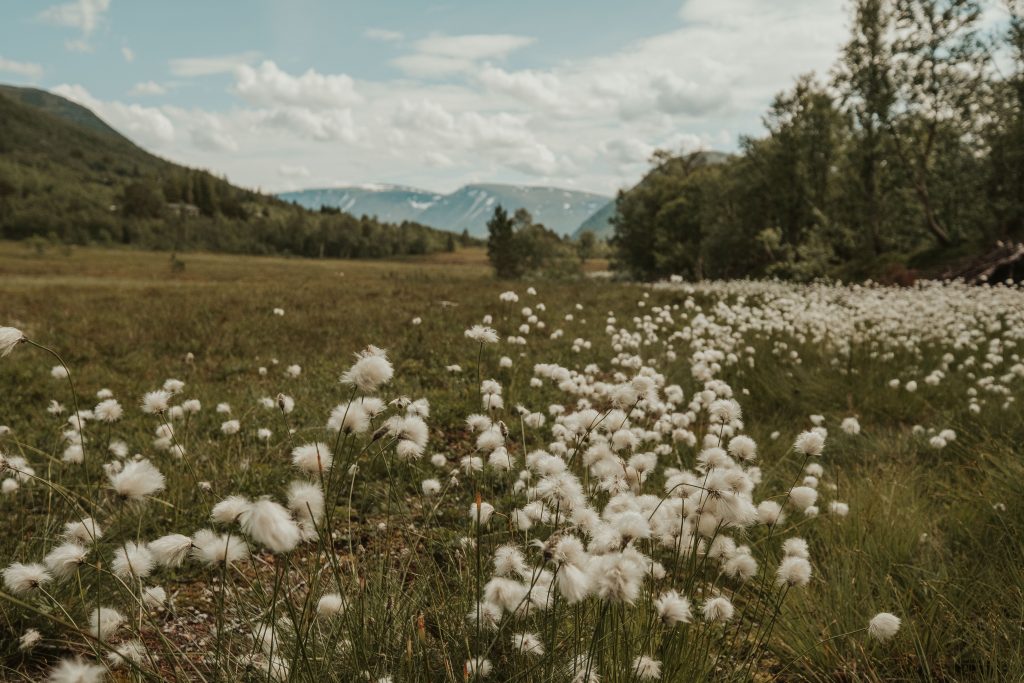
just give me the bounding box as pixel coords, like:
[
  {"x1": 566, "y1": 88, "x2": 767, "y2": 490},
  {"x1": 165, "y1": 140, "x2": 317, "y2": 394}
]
[{"x1": 0, "y1": 242, "x2": 1021, "y2": 682}]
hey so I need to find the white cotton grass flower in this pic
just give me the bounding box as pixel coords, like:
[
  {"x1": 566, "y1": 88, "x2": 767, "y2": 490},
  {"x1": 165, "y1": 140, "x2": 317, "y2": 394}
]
[
  {"x1": 0, "y1": 326, "x2": 25, "y2": 357},
  {"x1": 757, "y1": 500, "x2": 785, "y2": 526},
  {"x1": 107, "y1": 639, "x2": 145, "y2": 668},
  {"x1": 868, "y1": 612, "x2": 901, "y2": 641},
  {"x1": 317, "y1": 593, "x2": 346, "y2": 618},
  {"x1": 94, "y1": 399, "x2": 123, "y2": 423},
  {"x1": 149, "y1": 534, "x2": 194, "y2": 567},
  {"x1": 191, "y1": 529, "x2": 249, "y2": 565},
  {"x1": 511, "y1": 632, "x2": 544, "y2": 656},
  {"x1": 292, "y1": 442, "x2": 332, "y2": 475},
  {"x1": 240, "y1": 498, "x2": 302, "y2": 553},
  {"x1": 112, "y1": 541, "x2": 155, "y2": 579},
  {"x1": 470, "y1": 500, "x2": 495, "y2": 526},
  {"x1": 221, "y1": 419, "x2": 241, "y2": 435},
  {"x1": 788, "y1": 486, "x2": 818, "y2": 510},
  {"x1": 47, "y1": 658, "x2": 105, "y2": 683},
  {"x1": 257, "y1": 428, "x2": 272, "y2": 441},
  {"x1": 87, "y1": 606, "x2": 124, "y2": 641},
  {"x1": 782, "y1": 537, "x2": 810, "y2": 559},
  {"x1": 109, "y1": 459, "x2": 165, "y2": 500},
  {"x1": 655, "y1": 590, "x2": 692, "y2": 625},
  {"x1": 3, "y1": 562, "x2": 51, "y2": 595},
  {"x1": 51, "y1": 365, "x2": 69, "y2": 379},
  {"x1": 727, "y1": 435, "x2": 757, "y2": 462},
  {"x1": 44, "y1": 542, "x2": 88, "y2": 579},
  {"x1": 216, "y1": 402, "x2": 231, "y2": 414},
  {"x1": 163, "y1": 378, "x2": 185, "y2": 394},
  {"x1": 212, "y1": 495, "x2": 252, "y2": 524},
  {"x1": 776, "y1": 556, "x2": 812, "y2": 587},
  {"x1": 142, "y1": 586, "x2": 168, "y2": 608},
  {"x1": 327, "y1": 401, "x2": 370, "y2": 434},
  {"x1": 633, "y1": 655, "x2": 662, "y2": 680},
  {"x1": 141, "y1": 390, "x2": 171, "y2": 414},
  {"x1": 18, "y1": 628, "x2": 41, "y2": 651},
  {"x1": 841, "y1": 417, "x2": 861, "y2": 435},
  {"x1": 794, "y1": 430, "x2": 825, "y2": 456},
  {"x1": 701, "y1": 596, "x2": 735, "y2": 623},
  {"x1": 465, "y1": 657, "x2": 492, "y2": 678},
  {"x1": 341, "y1": 345, "x2": 394, "y2": 393},
  {"x1": 64, "y1": 518, "x2": 102, "y2": 544},
  {"x1": 421, "y1": 478, "x2": 441, "y2": 496},
  {"x1": 830, "y1": 501, "x2": 850, "y2": 516},
  {"x1": 465, "y1": 325, "x2": 499, "y2": 344},
  {"x1": 287, "y1": 480, "x2": 325, "y2": 536}
]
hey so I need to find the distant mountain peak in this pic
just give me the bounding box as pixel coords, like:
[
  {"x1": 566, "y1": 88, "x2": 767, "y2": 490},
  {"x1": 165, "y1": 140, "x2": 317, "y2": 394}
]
[{"x1": 279, "y1": 183, "x2": 615, "y2": 238}]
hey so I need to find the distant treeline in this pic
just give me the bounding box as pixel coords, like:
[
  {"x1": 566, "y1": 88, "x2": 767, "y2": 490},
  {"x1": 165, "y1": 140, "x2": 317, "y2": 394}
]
[
  {"x1": 612, "y1": 0, "x2": 1024, "y2": 281},
  {"x1": 0, "y1": 88, "x2": 472, "y2": 259}
]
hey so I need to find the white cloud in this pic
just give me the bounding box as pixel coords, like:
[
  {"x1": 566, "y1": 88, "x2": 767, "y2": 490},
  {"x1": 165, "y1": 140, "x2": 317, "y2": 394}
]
[
  {"x1": 49, "y1": 0, "x2": 851, "y2": 195},
  {"x1": 476, "y1": 65, "x2": 561, "y2": 107},
  {"x1": 53, "y1": 83, "x2": 176, "y2": 148},
  {"x1": 365, "y1": 28, "x2": 403, "y2": 42},
  {"x1": 416, "y1": 33, "x2": 534, "y2": 61},
  {"x1": 232, "y1": 60, "x2": 362, "y2": 109},
  {"x1": 121, "y1": 46, "x2": 135, "y2": 62},
  {"x1": 278, "y1": 164, "x2": 311, "y2": 178},
  {"x1": 38, "y1": 0, "x2": 110, "y2": 35},
  {"x1": 169, "y1": 51, "x2": 259, "y2": 77},
  {"x1": 65, "y1": 39, "x2": 93, "y2": 53},
  {"x1": 257, "y1": 107, "x2": 358, "y2": 143},
  {"x1": 0, "y1": 56, "x2": 44, "y2": 79},
  {"x1": 393, "y1": 33, "x2": 534, "y2": 76},
  {"x1": 130, "y1": 81, "x2": 166, "y2": 96}
]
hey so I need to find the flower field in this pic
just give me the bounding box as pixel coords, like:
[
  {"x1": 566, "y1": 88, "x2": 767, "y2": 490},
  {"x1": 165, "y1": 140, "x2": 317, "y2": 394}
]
[{"x1": 1, "y1": 246, "x2": 1022, "y2": 682}]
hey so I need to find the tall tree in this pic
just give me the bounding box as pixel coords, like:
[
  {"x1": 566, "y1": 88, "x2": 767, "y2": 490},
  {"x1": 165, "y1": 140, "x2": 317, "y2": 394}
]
[
  {"x1": 486, "y1": 205, "x2": 518, "y2": 278},
  {"x1": 887, "y1": 0, "x2": 987, "y2": 246},
  {"x1": 835, "y1": 0, "x2": 896, "y2": 255}
]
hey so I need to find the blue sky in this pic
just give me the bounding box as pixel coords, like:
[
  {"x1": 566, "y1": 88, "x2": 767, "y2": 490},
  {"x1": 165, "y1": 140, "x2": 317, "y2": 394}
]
[{"x1": 0, "y1": 0, "x2": 859, "y2": 194}]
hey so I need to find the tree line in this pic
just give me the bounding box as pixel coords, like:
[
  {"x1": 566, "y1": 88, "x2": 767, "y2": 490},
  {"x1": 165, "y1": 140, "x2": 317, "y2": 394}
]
[{"x1": 612, "y1": 0, "x2": 1024, "y2": 281}]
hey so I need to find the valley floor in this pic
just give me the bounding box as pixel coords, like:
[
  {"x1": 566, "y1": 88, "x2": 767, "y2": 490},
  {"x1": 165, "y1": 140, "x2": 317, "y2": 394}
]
[{"x1": 0, "y1": 242, "x2": 1021, "y2": 682}]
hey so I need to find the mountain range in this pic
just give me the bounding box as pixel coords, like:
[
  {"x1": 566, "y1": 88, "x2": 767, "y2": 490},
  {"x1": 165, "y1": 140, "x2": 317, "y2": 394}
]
[{"x1": 279, "y1": 184, "x2": 616, "y2": 238}]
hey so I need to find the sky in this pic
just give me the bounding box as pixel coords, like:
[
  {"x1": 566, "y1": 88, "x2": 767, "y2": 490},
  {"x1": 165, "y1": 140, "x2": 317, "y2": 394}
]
[{"x1": 0, "y1": 0, "x2": 860, "y2": 196}]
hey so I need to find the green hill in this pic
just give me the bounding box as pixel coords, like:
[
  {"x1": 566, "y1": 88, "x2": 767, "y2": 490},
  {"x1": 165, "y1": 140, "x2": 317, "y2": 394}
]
[{"x1": 0, "y1": 84, "x2": 465, "y2": 258}]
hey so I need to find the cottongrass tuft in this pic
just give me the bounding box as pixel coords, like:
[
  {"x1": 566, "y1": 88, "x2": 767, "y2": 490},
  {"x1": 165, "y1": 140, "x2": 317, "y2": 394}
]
[
  {"x1": 341, "y1": 345, "x2": 394, "y2": 393},
  {"x1": 868, "y1": 612, "x2": 901, "y2": 641},
  {"x1": 2, "y1": 562, "x2": 51, "y2": 595},
  {"x1": 149, "y1": 534, "x2": 194, "y2": 567},
  {"x1": 43, "y1": 542, "x2": 88, "y2": 579},
  {"x1": 701, "y1": 596, "x2": 735, "y2": 623},
  {"x1": 775, "y1": 556, "x2": 813, "y2": 587},
  {"x1": 291, "y1": 442, "x2": 333, "y2": 475},
  {"x1": 140, "y1": 390, "x2": 171, "y2": 414},
  {"x1": 240, "y1": 498, "x2": 302, "y2": 553},
  {"x1": 633, "y1": 655, "x2": 662, "y2": 680},
  {"x1": 0, "y1": 326, "x2": 25, "y2": 357},
  {"x1": 191, "y1": 529, "x2": 249, "y2": 565},
  {"x1": 112, "y1": 541, "x2": 155, "y2": 579},
  {"x1": 655, "y1": 590, "x2": 692, "y2": 625},
  {"x1": 317, "y1": 593, "x2": 346, "y2": 618},
  {"x1": 794, "y1": 430, "x2": 825, "y2": 456},
  {"x1": 109, "y1": 459, "x2": 165, "y2": 500},
  {"x1": 47, "y1": 657, "x2": 105, "y2": 683},
  {"x1": 87, "y1": 606, "x2": 124, "y2": 641}
]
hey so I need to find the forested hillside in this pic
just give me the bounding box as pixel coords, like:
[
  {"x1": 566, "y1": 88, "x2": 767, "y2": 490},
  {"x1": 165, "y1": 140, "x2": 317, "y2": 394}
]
[
  {"x1": 0, "y1": 86, "x2": 466, "y2": 258},
  {"x1": 611, "y1": 0, "x2": 1024, "y2": 281}
]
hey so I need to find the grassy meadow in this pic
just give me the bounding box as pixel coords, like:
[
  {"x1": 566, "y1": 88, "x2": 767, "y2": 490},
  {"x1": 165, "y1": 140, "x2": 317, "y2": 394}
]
[{"x1": 0, "y1": 242, "x2": 1021, "y2": 682}]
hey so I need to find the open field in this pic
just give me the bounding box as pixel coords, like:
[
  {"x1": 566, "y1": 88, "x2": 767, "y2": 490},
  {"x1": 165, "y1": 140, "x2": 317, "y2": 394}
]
[{"x1": 1, "y1": 243, "x2": 1022, "y2": 682}]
